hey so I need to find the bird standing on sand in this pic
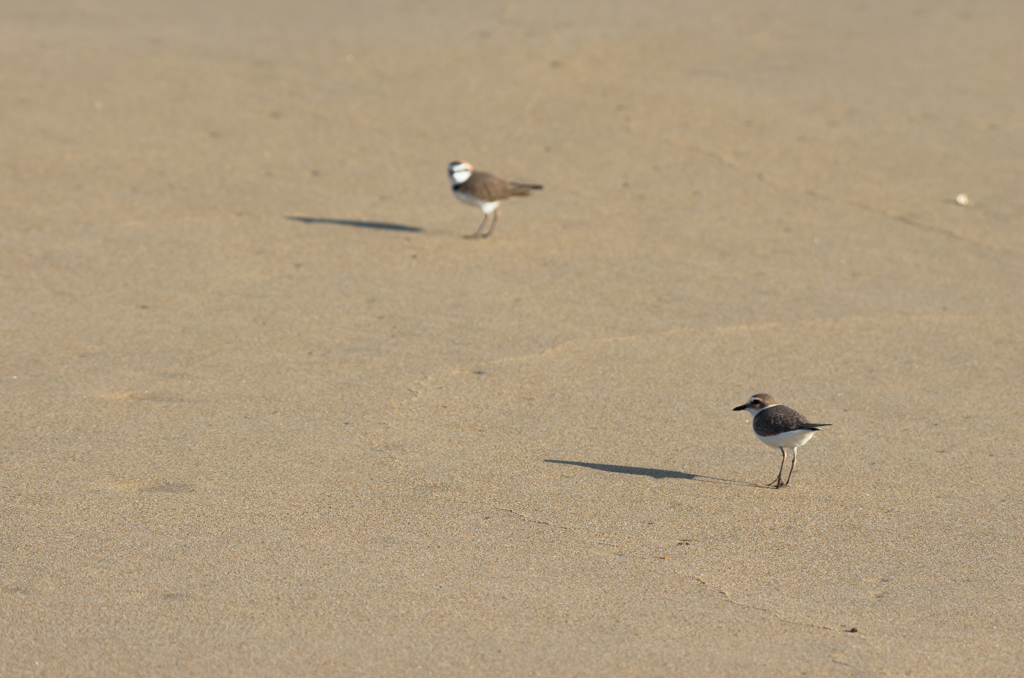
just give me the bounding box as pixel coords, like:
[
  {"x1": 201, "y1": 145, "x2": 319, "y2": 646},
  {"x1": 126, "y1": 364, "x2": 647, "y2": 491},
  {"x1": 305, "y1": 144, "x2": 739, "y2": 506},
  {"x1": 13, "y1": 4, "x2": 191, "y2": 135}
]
[
  {"x1": 733, "y1": 394, "x2": 831, "y2": 488},
  {"x1": 447, "y1": 161, "x2": 543, "y2": 239}
]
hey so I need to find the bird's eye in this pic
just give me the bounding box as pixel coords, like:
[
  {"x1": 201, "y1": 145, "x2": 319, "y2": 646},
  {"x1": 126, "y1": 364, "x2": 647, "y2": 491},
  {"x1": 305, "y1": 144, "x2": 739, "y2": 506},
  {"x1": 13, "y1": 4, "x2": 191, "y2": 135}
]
[{"x1": 751, "y1": 399, "x2": 761, "y2": 405}]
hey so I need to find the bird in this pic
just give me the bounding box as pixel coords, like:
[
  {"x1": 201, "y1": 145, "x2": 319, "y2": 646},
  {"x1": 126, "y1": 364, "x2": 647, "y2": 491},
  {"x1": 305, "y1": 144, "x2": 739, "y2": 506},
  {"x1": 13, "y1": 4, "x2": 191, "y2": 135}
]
[
  {"x1": 733, "y1": 394, "x2": 831, "y2": 488},
  {"x1": 447, "y1": 161, "x2": 542, "y2": 239}
]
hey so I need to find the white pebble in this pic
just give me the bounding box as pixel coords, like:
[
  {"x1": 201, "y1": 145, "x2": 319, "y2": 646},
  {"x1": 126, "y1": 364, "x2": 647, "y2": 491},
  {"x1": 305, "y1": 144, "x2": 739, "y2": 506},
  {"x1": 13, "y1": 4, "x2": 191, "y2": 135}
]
[{"x1": 956, "y1": 193, "x2": 970, "y2": 206}]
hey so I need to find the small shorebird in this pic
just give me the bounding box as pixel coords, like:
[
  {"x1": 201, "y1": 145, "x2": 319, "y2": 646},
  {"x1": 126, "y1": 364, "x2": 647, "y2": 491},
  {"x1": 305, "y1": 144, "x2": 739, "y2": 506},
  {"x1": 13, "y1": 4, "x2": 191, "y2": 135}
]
[
  {"x1": 733, "y1": 394, "x2": 831, "y2": 488},
  {"x1": 447, "y1": 161, "x2": 542, "y2": 239}
]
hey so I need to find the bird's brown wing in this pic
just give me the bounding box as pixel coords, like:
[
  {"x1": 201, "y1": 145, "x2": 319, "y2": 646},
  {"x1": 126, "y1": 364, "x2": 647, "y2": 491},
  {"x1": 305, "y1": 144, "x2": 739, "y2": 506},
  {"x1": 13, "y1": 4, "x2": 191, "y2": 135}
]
[
  {"x1": 464, "y1": 172, "x2": 540, "y2": 201},
  {"x1": 753, "y1": 406, "x2": 830, "y2": 436}
]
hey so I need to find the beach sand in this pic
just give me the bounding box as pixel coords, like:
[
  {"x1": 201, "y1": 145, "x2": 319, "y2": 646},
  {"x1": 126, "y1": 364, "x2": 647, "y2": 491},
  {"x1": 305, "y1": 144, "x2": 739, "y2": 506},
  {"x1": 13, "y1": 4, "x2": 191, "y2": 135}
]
[{"x1": 1, "y1": 1, "x2": 1022, "y2": 674}]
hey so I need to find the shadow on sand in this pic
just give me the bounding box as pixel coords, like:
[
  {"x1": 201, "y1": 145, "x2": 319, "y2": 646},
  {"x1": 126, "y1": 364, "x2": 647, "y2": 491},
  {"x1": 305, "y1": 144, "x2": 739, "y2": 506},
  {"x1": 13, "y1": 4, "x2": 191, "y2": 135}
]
[
  {"x1": 545, "y1": 459, "x2": 759, "y2": 487},
  {"x1": 286, "y1": 216, "x2": 423, "y2": 233}
]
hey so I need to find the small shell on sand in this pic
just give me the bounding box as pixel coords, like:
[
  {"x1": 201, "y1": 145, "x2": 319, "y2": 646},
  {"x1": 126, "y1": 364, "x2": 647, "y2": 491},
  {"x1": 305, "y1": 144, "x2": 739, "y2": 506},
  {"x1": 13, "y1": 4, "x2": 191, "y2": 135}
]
[{"x1": 956, "y1": 193, "x2": 970, "y2": 205}]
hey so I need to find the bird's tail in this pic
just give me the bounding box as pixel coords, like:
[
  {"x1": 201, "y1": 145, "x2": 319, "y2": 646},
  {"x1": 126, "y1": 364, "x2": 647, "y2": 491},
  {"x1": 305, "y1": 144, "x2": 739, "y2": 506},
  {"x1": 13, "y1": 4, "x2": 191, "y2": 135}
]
[{"x1": 511, "y1": 183, "x2": 543, "y2": 195}]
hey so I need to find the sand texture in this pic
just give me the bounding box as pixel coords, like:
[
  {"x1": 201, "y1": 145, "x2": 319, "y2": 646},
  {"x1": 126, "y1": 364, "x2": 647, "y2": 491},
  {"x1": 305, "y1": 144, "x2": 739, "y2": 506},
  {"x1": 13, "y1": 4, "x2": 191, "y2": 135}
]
[{"x1": 2, "y1": 1, "x2": 1023, "y2": 675}]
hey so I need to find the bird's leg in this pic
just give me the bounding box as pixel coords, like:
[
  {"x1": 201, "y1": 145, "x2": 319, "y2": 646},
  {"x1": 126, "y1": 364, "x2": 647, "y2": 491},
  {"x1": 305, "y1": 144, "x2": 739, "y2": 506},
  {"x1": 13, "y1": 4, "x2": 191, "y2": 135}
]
[
  {"x1": 771, "y1": 447, "x2": 787, "y2": 489},
  {"x1": 482, "y1": 209, "x2": 500, "y2": 238},
  {"x1": 465, "y1": 213, "x2": 490, "y2": 239},
  {"x1": 784, "y1": 448, "x2": 798, "y2": 485}
]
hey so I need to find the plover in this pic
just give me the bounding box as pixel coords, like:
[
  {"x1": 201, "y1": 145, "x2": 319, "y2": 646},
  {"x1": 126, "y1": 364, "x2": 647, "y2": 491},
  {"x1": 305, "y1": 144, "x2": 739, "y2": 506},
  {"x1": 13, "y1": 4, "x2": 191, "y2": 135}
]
[
  {"x1": 448, "y1": 161, "x2": 543, "y2": 239},
  {"x1": 733, "y1": 394, "x2": 831, "y2": 488}
]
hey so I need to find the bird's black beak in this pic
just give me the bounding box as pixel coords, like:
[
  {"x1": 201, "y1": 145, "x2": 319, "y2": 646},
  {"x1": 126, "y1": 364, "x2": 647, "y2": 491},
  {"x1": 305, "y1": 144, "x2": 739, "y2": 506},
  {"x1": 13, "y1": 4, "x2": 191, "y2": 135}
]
[{"x1": 733, "y1": 404, "x2": 748, "y2": 411}]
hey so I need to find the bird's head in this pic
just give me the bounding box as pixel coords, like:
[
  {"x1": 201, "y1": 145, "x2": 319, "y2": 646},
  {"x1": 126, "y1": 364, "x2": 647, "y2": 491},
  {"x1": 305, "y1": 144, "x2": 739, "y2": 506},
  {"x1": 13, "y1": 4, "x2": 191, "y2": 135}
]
[
  {"x1": 733, "y1": 393, "x2": 779, "y2": 414},
  {"x1": 448, "y1": 161, "x2": 473, "y2": 186}
]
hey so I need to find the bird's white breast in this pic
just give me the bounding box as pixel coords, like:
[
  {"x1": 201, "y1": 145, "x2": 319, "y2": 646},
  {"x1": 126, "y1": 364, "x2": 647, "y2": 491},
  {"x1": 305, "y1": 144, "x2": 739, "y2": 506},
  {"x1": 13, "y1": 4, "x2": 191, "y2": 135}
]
[
  {"x1": 452, "y1": 189, "x2": 499, "y2": 213},
  {"x1": 755, "y1": 428, "x2": 817, "y2": 449}
]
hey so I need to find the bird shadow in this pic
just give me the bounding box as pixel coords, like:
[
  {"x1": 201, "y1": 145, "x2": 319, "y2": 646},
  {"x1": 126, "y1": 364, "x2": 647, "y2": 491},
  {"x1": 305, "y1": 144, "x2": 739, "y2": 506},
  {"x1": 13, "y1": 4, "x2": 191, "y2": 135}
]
[
  {"x1": 545, "y1": 459, "x2": 760, "y2": 487},
  {"x1": 285, "y1": 216, "x2": 423, "y2": 233}
]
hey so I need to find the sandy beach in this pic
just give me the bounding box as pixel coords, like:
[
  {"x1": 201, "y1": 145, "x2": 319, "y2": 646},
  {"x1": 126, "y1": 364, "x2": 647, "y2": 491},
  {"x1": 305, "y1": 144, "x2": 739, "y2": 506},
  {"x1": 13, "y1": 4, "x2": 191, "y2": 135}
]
[{"x1": 2, "y1": 0, "x2": 1022, "y2": 675}]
